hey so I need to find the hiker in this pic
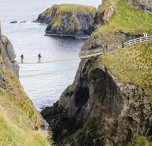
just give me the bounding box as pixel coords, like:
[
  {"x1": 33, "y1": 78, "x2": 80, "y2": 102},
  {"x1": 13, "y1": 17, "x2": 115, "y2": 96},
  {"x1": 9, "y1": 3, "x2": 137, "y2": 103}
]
[
  {"x1": 105, "y1": 44, "x2": 108, "y2": 52},
  {"x1": 143, "y1": 32, "x2": 147, "y2": 37},
  {"x1": 102, "y1": 45, "x2": 105, "y2": 53},
  {"x1": 21, "y1": 54, "x2": 24, "y2": 63},
  {"x1": 38, "y1": 53, "x2": 42, "y2": 63},
  {"x1": 122, "y1": 41, "x2": 124, "y2": 48}
]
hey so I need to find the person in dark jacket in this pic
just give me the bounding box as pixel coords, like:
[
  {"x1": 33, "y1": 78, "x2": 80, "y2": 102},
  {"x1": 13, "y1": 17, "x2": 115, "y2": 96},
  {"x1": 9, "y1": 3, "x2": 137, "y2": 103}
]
[
  {"x1": 122, "y1": 41, "x2": 124, "y2": 48},
  {"x1": 21, "y1": 54, "x2": 24, "y2": 63},
  {"x1": 105, "y1": 44, "x2": 108, "y2": 52},
  {"x1": 38, "y1": 53, "x2": 42, "y2": 63}
]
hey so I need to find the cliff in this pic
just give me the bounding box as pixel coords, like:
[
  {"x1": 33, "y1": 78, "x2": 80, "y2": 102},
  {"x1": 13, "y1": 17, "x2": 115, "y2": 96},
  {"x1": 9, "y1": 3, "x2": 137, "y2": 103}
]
[
  {"x1": 36, "y1": 4, "x2": 96, "y2": 38},
  {"x1": 41, "y1": 0, "x2": 152, "y2": 145},
  {"x1": 0, "y1": 36, "x2": 50, "y2": 145},
  {"x1": 127, "y1": 0, "x2": 152, "y2": 14},
  {"x1": 41, "y1": 42, "x2": 152, "y2": 146},
  {"x1": 0, "y1": 36, "x2": 19, "y2": 77}
]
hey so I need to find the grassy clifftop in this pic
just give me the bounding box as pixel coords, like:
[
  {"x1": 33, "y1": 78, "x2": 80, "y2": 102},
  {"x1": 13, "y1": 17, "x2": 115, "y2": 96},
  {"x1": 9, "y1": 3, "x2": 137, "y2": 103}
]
[
  {"x1": 42, "y1": 4, "x2": 96, "y2": 17},
  {"x1": 101, "y1": 41, "x2": 152, "y2": 103},
  {"x1": 95, "y1": 0, "x2": 152, "y2": 37},
  {"x1": 53, "y1": 4, "x2": 95, "y2": 13},
  {"x1": 97, "y1": 0, "x2": 152, "y2": 102},
  {"x1": 0, "y1": 37, "x2": 50, "y2": 146}
]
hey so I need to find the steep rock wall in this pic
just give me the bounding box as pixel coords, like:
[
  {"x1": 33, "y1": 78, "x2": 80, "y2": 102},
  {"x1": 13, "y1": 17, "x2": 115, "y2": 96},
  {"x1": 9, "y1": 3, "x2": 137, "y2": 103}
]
[
  {"x1": 36, "y1": 4, "x2": 96, "y2": 38},
  {"x1": 36, "y1": 5, "x2": 59, "y2": 24},
  {"x1": 95, "y1": 2, "x2": 115, "y2": 25},
  {"x1": 41, "y1": 56, "x2": 151, "y2": 146},
  {"x1": 0, "y1": 36, "x2": 19, "y2": 77},
  {"x1": 41, "y1": 31, "x2": 152, "y2": 145},
  {"x1": 127, "y1": 0, "x2": 152, "y2": 14}
]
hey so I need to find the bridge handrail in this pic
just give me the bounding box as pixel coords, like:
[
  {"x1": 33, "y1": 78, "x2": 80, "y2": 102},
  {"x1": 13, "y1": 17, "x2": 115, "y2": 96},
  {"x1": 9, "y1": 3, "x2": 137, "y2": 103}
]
[{"x1": 122, "y1": 35, "x2": 152, "y2": 47}]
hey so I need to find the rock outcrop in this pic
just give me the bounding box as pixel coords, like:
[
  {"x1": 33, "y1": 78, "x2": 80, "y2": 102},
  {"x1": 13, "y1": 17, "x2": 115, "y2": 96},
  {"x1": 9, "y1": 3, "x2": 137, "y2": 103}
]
[
  {"x1": 41, "y1": 0, "x2": 152, "y2": 145},
  {"x1": 41, "y1": 31, "x2": 152, "y2": 146},
  {"x1": 41, "y1": 56, "x2": 151, "y2": 146},
  {"x1": 95, "y1": 2, "x2": 115, "y2": 25},
  {"x1": 0, "y1": 36, "x2": 19, "y2": 77},
  {"x1": 127, "y1": 0, "x2": 152, "y2": 14},
  {"x1": 36, "y1": 4, "x2": 96, "y2": 38}
]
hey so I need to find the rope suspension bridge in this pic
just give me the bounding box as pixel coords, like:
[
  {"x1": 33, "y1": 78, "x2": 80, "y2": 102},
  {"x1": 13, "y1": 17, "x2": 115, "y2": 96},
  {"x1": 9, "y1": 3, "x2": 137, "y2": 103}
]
[
  {"x1": 19, "y1": 52, "x2": 104, "y2": 64},
  {"x1": 0, "y1": 22, "x2": 151, "y2": 65},
  {"x1": 19, "y1": 35, "x2": 152, "y2": 65}
]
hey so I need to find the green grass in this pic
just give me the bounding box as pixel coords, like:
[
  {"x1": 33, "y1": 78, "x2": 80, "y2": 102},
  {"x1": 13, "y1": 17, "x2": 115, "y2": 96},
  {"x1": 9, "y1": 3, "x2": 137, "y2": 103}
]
[
  {"x1": 95, "y1": 0, "x2": 152, "y2": 38},
  {"x1": 56, "y1": 4, "x2": 96, "y2": 13},
  {"x1": 41, "y1": 5, "x2": 59, "y2": 17},
  {"x1": 0, "y1": 51, "x2": 50, "y2": 145},
  {"x1": 0, "y1": 111, "x2": 49, "y2": 146},
  {"x1": 101, "y1": 41, "x2": 152, "y2": 102},
  {"x1": 41, "y1": 4, "x2": 96, "y2": 18},
  {"x1": 41, "y1": 4, "x2": 96, "y2": 32}
]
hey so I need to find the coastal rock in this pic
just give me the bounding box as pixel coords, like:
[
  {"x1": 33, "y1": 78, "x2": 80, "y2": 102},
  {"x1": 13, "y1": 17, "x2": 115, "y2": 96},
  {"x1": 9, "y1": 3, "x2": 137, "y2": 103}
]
[
  {"x1": 20, "y1": 21, "x2": 26, "y2": 23},
  {"x1": 41, "y1": 0, "x2": 152, "y2": 145},
  {"x1": 95, "y1": 2, "x2": 115, "y2": 25},
  {"x1": 41, "y1": 31, "x2": 151, "y2": 145},
  {"x1": 36, "y1": 4, "x2": 96, "y2": 38},
  {"x1": 79, "y1": 32, "x2": 141, "y2": 56},
  {"x1": 10, "y1": 21, "x2": 17, "y2": 23},
  {"x1": 127, "y1": 0, "x2": 152, "y2": 14},
  {"x1": 0, "y1": 36, "x2": 19, "y2": 77},
  {"x1": 41, "y1": 56, "x2": 151, "y2": 146},
  {"x1": 36, "y1": 5, "x2": 60, "y2": 24}
]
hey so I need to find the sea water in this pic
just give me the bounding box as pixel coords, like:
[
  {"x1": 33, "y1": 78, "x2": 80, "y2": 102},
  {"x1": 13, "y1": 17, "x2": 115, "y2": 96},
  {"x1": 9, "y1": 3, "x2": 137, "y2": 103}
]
[{"x1": 0, "y1": 0, "x2": 101, "y2": 111}]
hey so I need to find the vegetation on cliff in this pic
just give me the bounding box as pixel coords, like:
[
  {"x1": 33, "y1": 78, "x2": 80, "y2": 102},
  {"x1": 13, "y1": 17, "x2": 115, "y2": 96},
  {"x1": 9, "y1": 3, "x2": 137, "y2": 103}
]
[
  {"x1": 46, "y1": 4, "x2": 96, "y2": 14},
  {"x1": 0, "y1": 36, "x2": 50, "y2": 145},
  {"x1": 41, "y1": 4, "x2": 96, "y2": 19},
  {"x1": 0, "y1": 64, "x2": 50, "y2": 145},
  {"x1": 94, "y1": 0, "x2": 152, "y2": 40},
  {"x1": 102, "y1": 41, "x2": 152, "y2": 101},
  {"x1": 37, "y1": 4, "x2": 96, "y2": 37}
]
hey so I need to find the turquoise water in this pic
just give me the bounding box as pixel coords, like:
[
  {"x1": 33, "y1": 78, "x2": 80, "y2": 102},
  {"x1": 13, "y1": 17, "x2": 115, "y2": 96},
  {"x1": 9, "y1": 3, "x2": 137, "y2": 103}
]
[{"x1": 0, "y1": 0, "x2": 101, "y2": 111}]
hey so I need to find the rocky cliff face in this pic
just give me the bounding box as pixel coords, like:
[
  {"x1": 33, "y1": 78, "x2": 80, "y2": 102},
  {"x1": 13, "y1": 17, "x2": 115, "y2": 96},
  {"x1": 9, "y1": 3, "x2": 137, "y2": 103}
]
[
  {"x1": 36, "y1": 5, "x2": 59, "y2": 24},
  {"x1": 127, "y1": 0, "x2": 152, "y2": 14},
  {"x1": 95, "y1": 2, "x2": 115, "y2": 25},
  {"x1": 41, "y1": 55, "x2": 151, "y2": 146},
  {"x1": 41, "y1": 0, "x2": 152, "y2": 145},
  {"x1": 0, "y1": 36, "x2": 19, "y2": 77},
  {"x1": 41, "y1": 33, "x2": 152, "y2": 146},
  {"x1": 36, "y1": 4, "x2": 96, "y2": 38}
]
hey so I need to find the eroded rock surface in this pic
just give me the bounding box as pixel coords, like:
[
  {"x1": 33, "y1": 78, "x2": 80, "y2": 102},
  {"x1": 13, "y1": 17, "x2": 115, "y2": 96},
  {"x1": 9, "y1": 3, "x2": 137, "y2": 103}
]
[
  {"x1": 95, "y1": 3, "x2": 115, "y2": 25},
  {"x1": 41, "y1": 55, "x2": 151, "y2": 146},
  {"x1": 0, "y1": 36, "x2": 19, "y2": 77},
  {"x1": 36, "y1": 4, "x2": 96, "y2": 38},
  {"x1": 128, "y1": 0, "x2": 152, "y2": 14}
]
